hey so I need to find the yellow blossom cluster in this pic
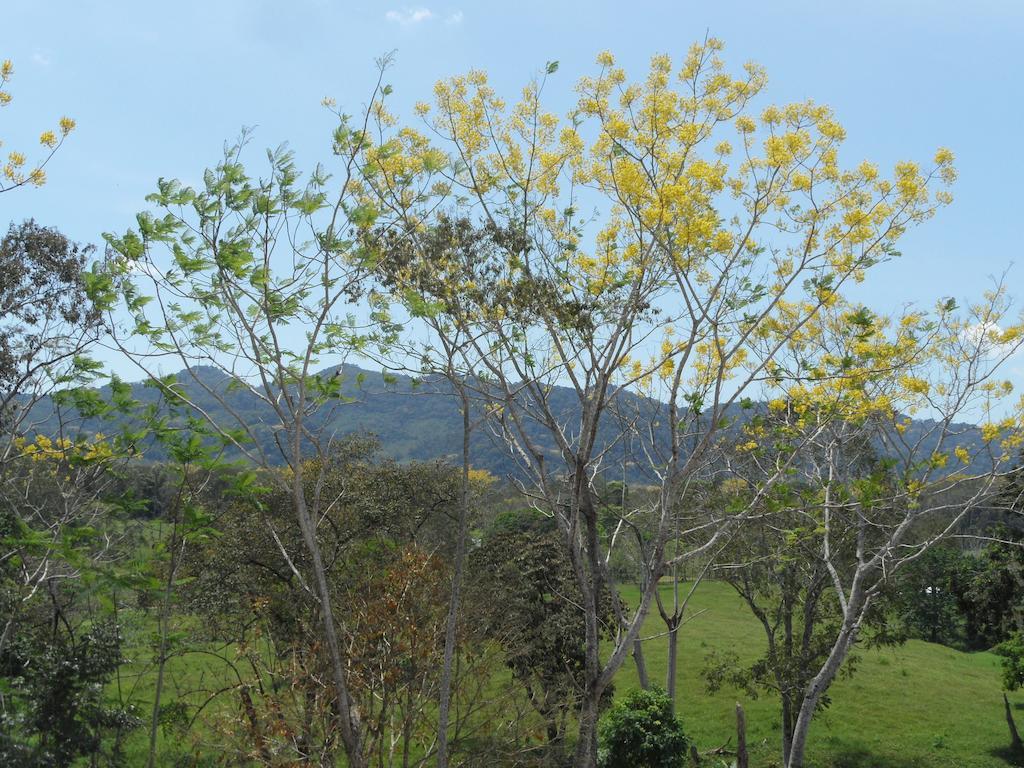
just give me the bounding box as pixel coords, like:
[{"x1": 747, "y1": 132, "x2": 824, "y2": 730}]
[
  {"x1": 0, "y1": 57, "x2": 75, "y2": 191},
  {"x1": 757, "y1": 285, "x2": 1024, "y2": 467},
  {"x1": 352, "y1": 41, "x2": 972, "y2": 428},
  {"x1": 14, "y1": 433, "x2": 115, "y2": 464}
]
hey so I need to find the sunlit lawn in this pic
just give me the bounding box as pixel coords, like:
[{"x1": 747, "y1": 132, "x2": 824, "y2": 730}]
[
  {"x1": 112, "y1": 580, "x2": 1021, "y2": 767},
  {"x1": 618, "y1": 581, "x2": 1021, "y2": 767}
]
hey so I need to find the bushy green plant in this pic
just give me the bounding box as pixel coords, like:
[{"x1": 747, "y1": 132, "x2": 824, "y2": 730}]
[
  {"x1": 597, "y1": 687, "x2": 689, "y2": 768},
  {"x1": 996, "y1": 632, "x2": 1024, "y2": 691}
]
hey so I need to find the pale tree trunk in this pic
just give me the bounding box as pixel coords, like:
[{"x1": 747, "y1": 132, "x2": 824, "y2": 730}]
[
  {"x1": 786, "y1": 621, "x2": 859, "y2": 768},
  {"x1": 607, "y1": 547, "x2": 649, "y2": 690},
  {"x1": 572, "y1": 487, "x2": 606, "y2": 768},
  {"x1": 572, "y1": 690, "x2": 602, "y2": 768},
  {"x1": 656, "y1": 476, "x2": 698, "y2": 715},
  {"x1": 659, "y1": 558, "x2": 709, "y2": 714},
  {"x1": 606, "y1": 546, "x2": 650, "y2": 690},
  {"x1": 633, "y1": 638, "x2": 650, "y2": 690},
  {"x1": 666, "y1": 618, "x2": 680, "y2": 712},
  {"x1": 292, "y1": 465, "x2": 366, "y2": 768},
  {"x1": 567, "y1": 480, "x2": 671, "y2": 767},
  {"x1": 620, "y1": 449, "x2": 650, "y2": 692},
  {"x1": 570, "y1": 480, "x2": 665, "y2": 767},
  {"x1": 572, "y1": 610, "x2": 604, "y2": 767},
  {"x1": 436, "y1": 395, "x2": 471, "y2": 768},
  {"x1": 786, "y1": 445, "x2": 861, "y2": 768}
]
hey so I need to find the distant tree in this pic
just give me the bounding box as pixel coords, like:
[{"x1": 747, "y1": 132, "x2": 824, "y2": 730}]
[
  {"x1": 946, "y1": 532, "x2": 1024, "y2": 653},
  {"x1": 886, "y1": 464, "x2": 1024, "y2": 651},
  {"x1": 0, "y1": 413, "x2": 136, "y2": 665},
  {"x1": 121, "y1": 406, "x2": 236, "y2": 768},
  {"x1": 957, "y1": 458, "x2": 1024, "y2": 649},
  {"x1": 0, "y1": 122, "x2": 140, "y2": 764},
  {"x1": 0, "y1": 618, "x2": 136, "y2": 767},
  {"x1": 995, "y1": 633, "x2": 1024, "y2": 755},
  {"x1": 181, "y1": 443, "x2": 494, "y2": 767},
  {"x1": 468, "y1": 517, "x2": 616, "y2": 763},
  {"x1": 0, "y1": 220, "x2": 104, "y2": 452},
  {"x1": 0, "y1": 387, "x2": 153, "y2": 765},
  {"x1": 370, "y1": 214, "x2": 523, "y2": 768},
  {"x1": 889, "y1": 545, "x2": 971, "y2": 646}
]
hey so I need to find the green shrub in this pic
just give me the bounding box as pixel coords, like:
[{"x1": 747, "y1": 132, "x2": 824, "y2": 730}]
[{"x1": 597, "y1": 687, "x2": 689, "y2": 768}]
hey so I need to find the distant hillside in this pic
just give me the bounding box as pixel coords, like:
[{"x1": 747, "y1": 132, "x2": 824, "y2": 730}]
[
  {"x1": 21, "y1": 363, "x2": 656, "y2": 480},
  {"x1": 21, "y1": 364, "x2": 992, "y2": 481}
]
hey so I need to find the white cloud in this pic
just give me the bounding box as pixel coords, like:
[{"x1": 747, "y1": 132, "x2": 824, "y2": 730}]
[
  {"x1": 965, "y1": 321, "x2": 1011, "y2": 351},
  {"x1": 31, "y1": 51, "x2": 51, "y2": 68},
  {"x1": 445, "y1": 10, "x2": 463, "y2": 25},
  {"x1": 385, "y1": 7, "x2": 434, "y2": 25}
]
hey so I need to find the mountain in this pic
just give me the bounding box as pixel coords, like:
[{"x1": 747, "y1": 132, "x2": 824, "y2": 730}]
[
  {"x1": 19, "y1": 364, "x2": 992, "y2": 481},
  {"x1": 21, "y1": 363, "x2": 562, "y2": 478}
]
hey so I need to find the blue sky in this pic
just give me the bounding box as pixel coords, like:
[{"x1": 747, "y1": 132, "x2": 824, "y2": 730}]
[{"x1": 3, "y1": 0, "x2": 1023, "y2": 371}]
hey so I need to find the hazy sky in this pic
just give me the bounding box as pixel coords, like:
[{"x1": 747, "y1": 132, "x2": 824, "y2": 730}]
[{"x1": 3, "y1": 0, "x2": 1023, "y2": 372}]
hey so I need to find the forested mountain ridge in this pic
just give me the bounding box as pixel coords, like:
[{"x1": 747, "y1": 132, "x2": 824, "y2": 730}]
[{"x1": 23, "y1": 363, "x2": 992, "y2": 480}]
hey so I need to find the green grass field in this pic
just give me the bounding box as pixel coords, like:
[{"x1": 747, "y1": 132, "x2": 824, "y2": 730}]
[
  {"x1": 618, "y1": 581, "x2": 1022, "y2": 767},
  {"x1": 114, "y1": 579, "x2": 1023, "y2": 767}
]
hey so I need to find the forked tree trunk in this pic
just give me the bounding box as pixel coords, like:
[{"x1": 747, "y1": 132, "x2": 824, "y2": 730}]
[{"x1": 787, "y1": 622, "x2": 858, "y2": 768}]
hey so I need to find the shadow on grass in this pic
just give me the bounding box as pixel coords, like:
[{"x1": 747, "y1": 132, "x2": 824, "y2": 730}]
[
  {"x1": 830, "y1": 740, "x2": 1024, "y2": 768},
  {"x1": 828, "y1": 748, "x2": 928, "y2": 768},
  {"x1": 989, "y1": 745, "x2": 1024, "y2": 766}
]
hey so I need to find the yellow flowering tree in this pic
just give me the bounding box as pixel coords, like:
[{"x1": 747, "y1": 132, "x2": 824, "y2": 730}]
[
  {"x1": 0, "y1": 58, "x2": 75, "y2": 193},
  {"x1": 726, "y1": 288, "x2": 1024, "y2": 767},
  {"x1": 0, "y1": 424, "x2": 135, "y2": 659},
  {"x1": 353, "y1": 39, "x2": 957, "y2": 766},
  {"x1": 0, "y1": 220, "x2": 114, "y2": 666}
]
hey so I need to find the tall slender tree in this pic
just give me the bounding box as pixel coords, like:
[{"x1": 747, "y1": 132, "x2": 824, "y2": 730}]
[{"x1": 97, "y1": 73, "x2": 397, "y2": 763}]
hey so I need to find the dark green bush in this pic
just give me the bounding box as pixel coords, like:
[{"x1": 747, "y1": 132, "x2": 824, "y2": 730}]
[{"x1": 597, "y1": 687, "x2": 689, "y2": 768}]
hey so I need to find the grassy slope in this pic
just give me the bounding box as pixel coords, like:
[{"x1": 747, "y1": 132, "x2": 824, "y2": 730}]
[
  {"x1": 113, "y1": 580, "x2": 1021, "y2": 766},
  {"x1": 616, "y1": 581, "x2": 1021, "y2": 768}
]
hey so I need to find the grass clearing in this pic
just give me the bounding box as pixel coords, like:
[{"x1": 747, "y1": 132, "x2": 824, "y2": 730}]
[
  {"x1": 618, "y1": 581, "x2": 1021, "y2": 767},
  {"x1": 112, "y1": 580, "x2": 1022, "y2": 766}
]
